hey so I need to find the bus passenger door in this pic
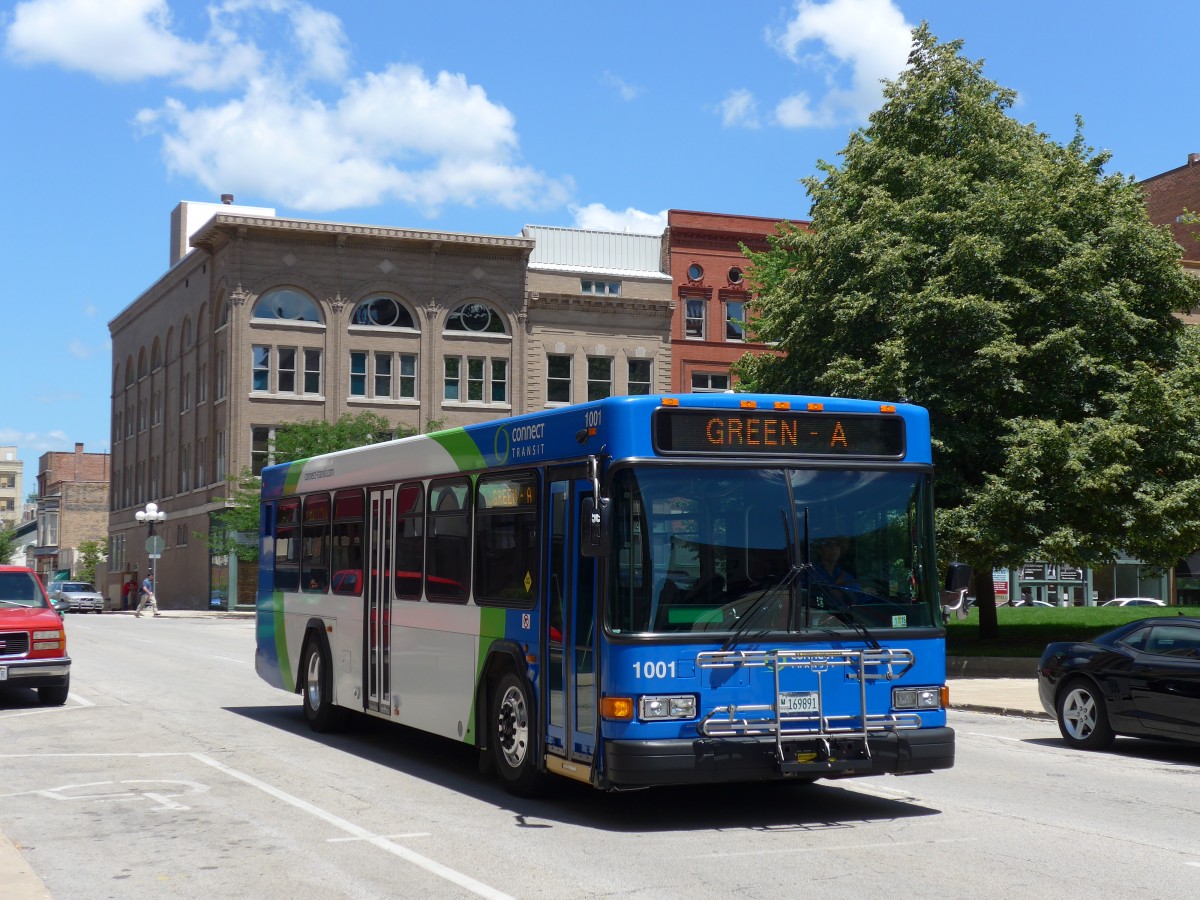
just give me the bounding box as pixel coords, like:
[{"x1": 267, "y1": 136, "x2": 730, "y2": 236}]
[
  {"x1": 365, "y1": 486, "x2": 393, "y2": 713},
  {"x1": 545, "y1": 474, "x2": 597, "y2": 769}
]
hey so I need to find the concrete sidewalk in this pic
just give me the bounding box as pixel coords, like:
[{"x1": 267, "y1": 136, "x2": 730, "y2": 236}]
[{"x1": 949, "y1": 677, "x2": 1048, "y2": 719}]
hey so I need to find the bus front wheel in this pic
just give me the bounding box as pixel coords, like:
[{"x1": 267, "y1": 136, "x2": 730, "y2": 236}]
[
  {"x1": 491, "y1": 672, "x2": 543, "y2": 796},
  {"x1": 302, "y1": 635, "x2": 344, "y2": 733}
]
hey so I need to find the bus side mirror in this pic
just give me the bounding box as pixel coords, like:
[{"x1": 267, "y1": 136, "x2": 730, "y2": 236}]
[
  {"x1": 944, "y1": 562, "x2": 973, "y2": 593},
  {"x1": 580, "y1": 496, "x2": 611, "y2": 558}
]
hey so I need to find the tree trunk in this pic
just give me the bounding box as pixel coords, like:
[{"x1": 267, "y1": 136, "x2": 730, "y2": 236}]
[{"x1": 974, "y1": 568, "x2": 998, "y2": 639}]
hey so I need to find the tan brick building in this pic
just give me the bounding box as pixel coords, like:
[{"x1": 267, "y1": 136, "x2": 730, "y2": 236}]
[
  {"x1": 31, "y1": 443, "x2": 110, "y2": 583},
  {"x1": 0, "y1": 446, "x2": 21, "y2": 529},
  {"x1": 109, "y1": 204, "x2": 674, "y2": 609}
]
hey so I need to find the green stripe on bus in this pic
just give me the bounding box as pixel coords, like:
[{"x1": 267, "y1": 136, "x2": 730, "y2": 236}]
[
  {"x1": 275, "y1": 595, "x2": 294, "y2": 692},
  {"x1": 430, "y1": 429, "x2": 487, "y2": 472},
  {"x1": 469, "y1": 607, "x2": 511, "y2": 745},
  {"x1": 283, "y1": 462, "x2": 307, "y2": 496}
]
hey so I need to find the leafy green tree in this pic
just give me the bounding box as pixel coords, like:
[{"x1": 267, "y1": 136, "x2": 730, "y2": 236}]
[
  {"x1": 76, "y1": 540, "x2": 106, "y2": 584},
  {"x1": 735, "y1": 25, "x2": 1200, "y2": 638},
  {"x1": 0, "y1": 527, "x2": 16, "y2": 566}
]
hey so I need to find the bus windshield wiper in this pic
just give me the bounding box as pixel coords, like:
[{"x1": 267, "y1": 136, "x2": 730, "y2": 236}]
[
  {"x1": 811, "y1": 583, "x2": 882, "y2": 650},
  {"x1": 721, "y1": 511, "x2": 799, "y2": 651},
  {"x1": 720, "y1": 563, "x2": 802, "y2": 651}
]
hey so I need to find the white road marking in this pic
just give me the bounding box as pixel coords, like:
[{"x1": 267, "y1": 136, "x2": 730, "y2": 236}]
[
  {"x1": 965, "y1": 731, "x2": 1026, "y2": 743},
  {"x1": 0, "y1": 751, "x2": 513, "y2": 899},
  {"x1": 328, "y1": 832, "x2": 431, "y2": 842},
  {"x1": 191, "y1": 754, "x2": 513, "y2": 900},
  {"x1": 211, "y1": 655, "x2": 249, "y2": 664},
  {"x1": 69, "y1": 693, "x2": 95, "y2": 707}
]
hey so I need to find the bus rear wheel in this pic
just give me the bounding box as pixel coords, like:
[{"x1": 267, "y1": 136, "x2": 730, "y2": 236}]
[
  {"x1": 302, "y1": 636, "x2": 345, "y2": 733},
  {"x1": 491, "y1": 672, "x2": 543, "y2": 796}
]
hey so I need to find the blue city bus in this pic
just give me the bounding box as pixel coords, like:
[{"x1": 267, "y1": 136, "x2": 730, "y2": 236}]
[{"x1": 255, "y1": 393, "x2": 967, "y2": 794}]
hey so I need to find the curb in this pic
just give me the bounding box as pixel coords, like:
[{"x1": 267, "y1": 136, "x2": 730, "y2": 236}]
[
  {"x1": 947, "y1": 656, "x2": 1037, "y2": 679},
  {"x1": 952, "y1": 702, "x2": 1052, "y2": 720},
  {"x1": 0, "y1": 832, "x2": 51, "y2": 899}
]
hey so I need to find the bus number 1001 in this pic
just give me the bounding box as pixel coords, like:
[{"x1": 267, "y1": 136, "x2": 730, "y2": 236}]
[{"x1": 632, "y1": 661, "x2": 676, "y2": 679}]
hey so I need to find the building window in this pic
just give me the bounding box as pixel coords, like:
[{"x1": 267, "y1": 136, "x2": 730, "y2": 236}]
[
  {"x1": 252, "y1": 288, "x2": 323, "y2": 323},
  {"x1": 687, "y1": 263, "x2": 703, "y2": 282},
  {"x1": 252, "y1": 346, "x2": 269, "y2": 391},
  {"x1": 444, "y1": 355, "x2": 507, "y2": 404},
  {"x1": 467, "y1": 357, "x2": 485, "y2": 401},
  {"x1": 581, "y1": 280, "x2": 621, "y2": 296},
  {"x1": 216, "y1": 430, "x2": 226, "y2": 481},
  {"x1": 179, "y1": 446, "x2": 191, "y2": 492},
  {"x1": 251, "y1": 426, "x2": 276, "y2": 476},
  {"x1": 114, "y1": 410, "x2": 122, "y2": 441},
  {"x1": 398, "y1": 354, "x2": 417, "y2": 398},
  {"x1": 150, "y1": 455, "x2": 159, "y2": 499},
  {"x1": 547, "y1": 354, "x2": 572, "y2": 404},
  {"x1": 445, "y1": 302, "x2": 506, "y2": 334},
  {"x1": 375, "y1": 352, "x2": 392, "y2": 398},
  {"x1": 491, "y1": 359, "x2": 507, "y2": 402},
  {"x1": 304, "y1": 349, "x2": 322, "y2": 395},
  {"x1": 176, "y1": 525, "x2": 188, "y2": 547},
  {"x1": 685, "y1": 298, "x2": 706, "y2": 339},
  {"x1": 196, "y1": 437, "x2": 206, "y2": 487},
  {"x1": 216, "y1": 350, "x2": 227, "y2": 399},
  {"x1": 587, "y1": 356, "x2": 613, "y2": 401},
  {"x1": 350, "y1": 352, "x2": 366, "y2": 397},
  {"x1": 198, "y1": 363, "x2": 208, "y2": 403},
  {"x1": 126, "y1": 405, "x2": 134, "y2": 437},
  {"x1": 725, "y1": 299, "x2": 746, "y2": 341},
  {"x1": 351, "y1": 297, "x2": 416, "y2": 329},
  {"x1": 138, "y1": 399, "x2": 147, "y2": 432},
  {"x1": 628, "y1": 359, "x2": 651, "y2": 395},
  {"x1": 278, "y1": 349, "x2": 296, "y2": 393},
  {"x1": 691, "y1": 372, "x2": 730, "y2": 393},
  {"x1": 182, "y1": 373, "x2": 191, "y2": 411}
]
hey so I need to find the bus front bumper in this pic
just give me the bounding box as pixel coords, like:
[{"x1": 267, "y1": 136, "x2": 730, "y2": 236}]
[{"x1": 602, "y1": 726, "x2": 954, "y2": 788}]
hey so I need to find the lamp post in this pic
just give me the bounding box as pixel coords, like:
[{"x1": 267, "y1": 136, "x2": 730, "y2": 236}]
[{"x1": 135, "y1": 501, "x2": 167, "y2": 605}]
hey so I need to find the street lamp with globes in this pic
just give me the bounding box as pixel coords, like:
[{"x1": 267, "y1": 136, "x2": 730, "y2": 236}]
[{"x1": 135, "y1": 501, "x2": 167, "y2": 605}]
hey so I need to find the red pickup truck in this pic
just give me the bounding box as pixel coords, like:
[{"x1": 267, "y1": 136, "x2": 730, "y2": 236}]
[{"x1": 0, "y1": 565, "x2": 71, "y2": 705}]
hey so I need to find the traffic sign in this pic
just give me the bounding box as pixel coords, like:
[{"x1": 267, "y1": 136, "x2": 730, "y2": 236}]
[{"x1": 146, "y1": 536, "x2": 165, "y2": 555}]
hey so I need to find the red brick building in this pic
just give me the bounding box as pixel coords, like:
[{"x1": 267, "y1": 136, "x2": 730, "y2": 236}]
[
  {"x1": 665, "y1": 210, "x2": 808, "y2": 392},
  {"x1": 32, "y1": 443, "x2": 111, "y2": 582},
  {"x1": 1140, "y1": 153, "x2": 1200, "y2": 324}
]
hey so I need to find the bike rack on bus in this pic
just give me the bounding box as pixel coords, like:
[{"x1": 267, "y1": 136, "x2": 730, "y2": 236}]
[{"x1": 694, "y1": 648, "x2": 921, "y2": 774}]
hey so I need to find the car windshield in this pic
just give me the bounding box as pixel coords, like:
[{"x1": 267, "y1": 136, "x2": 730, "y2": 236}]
[
  {"x1": 0, "y1": 571, "x2": 49, "y2": 609},
  {"x1": 606, "y1": 465, "x2": 939, "y2": 636},
  {"x1": 61, "y1": 583, "x2": 95, "y2": 592}
]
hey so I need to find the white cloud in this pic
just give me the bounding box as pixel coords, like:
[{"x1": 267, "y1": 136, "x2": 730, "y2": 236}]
[
  {"x1": 602, "y1": 71, "x2": 642, "y2": 101},
  {"x1": 8, "y1": 0, "x2": 571, "y2": 216},
  {"x1": 4, "y1": 0, "x2": 212, "y2": 82},
  {"x1": 770, "y1": 0, "x2": 912, "y2": 128},
  {"x1": 140, "y1": 66, "x2": 572, "y2": 213},
  {"x1": 718, "y1": 89, "x2": 760, "y2": 128},
  {"x1": 0, "y1": 429, "x2": 72, "y2": 454},
  {"x1": 569, "y1": 203, "x2": 666, "y2": 235},
  {"x1": 67, "y1": 339, "x2": 94, "y2": 359}
]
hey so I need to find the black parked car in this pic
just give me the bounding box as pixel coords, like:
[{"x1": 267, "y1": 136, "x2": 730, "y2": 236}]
[{"x1": 1038, "y1": 616, "x2": 1200, "y2": 750}]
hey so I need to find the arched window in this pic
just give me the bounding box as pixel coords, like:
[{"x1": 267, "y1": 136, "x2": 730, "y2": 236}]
[
  {"x1": 124, "y1": 357, "x2": 134, "y2": 388},
  {"x1": 351, "y1": 297, "x2": 416, "y2": 329},
  {"x1": 445, "y1": 302, "x2": 506, "y2": 334},
  {"x1": 137, "y1": 349, "x2": 148, "y2": 379},
  {"x1": 165, "y1": 327, "x2": 175, "y2": 363},
  {"x1": 217, "y1": 301, "x2": 229, "y2": 327},
  {"x1": 182, "y1": 317, "x2": 193, "y2": 349},
  {"x1": 151, "y1": 339, "x2": 161, "y2": 371},
  {"x1": 253, "y1": 288, "x2": 322, "y2": 323}
]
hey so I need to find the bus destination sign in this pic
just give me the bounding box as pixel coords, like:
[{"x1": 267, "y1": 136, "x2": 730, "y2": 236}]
[{"x1": 654, "y1": 409, "x2": 906, "y2": 458}]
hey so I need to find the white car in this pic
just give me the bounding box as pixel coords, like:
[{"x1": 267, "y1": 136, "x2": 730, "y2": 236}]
[
  {"x1": 1100, "y1": 597, "x2": 1166, "y2": 607},
  {"x1": 49, "y1": 581, "x2": 107, "y2": 613}
]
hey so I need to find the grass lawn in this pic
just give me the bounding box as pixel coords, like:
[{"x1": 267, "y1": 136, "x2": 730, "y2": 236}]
[{"x1": 945, "y1": 606, "x2": 1200, "y2": 657}]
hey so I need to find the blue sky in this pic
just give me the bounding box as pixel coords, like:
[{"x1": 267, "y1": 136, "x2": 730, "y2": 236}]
[{"x1": 2, "y1": 0, "x2": 1198, "y2": 490}]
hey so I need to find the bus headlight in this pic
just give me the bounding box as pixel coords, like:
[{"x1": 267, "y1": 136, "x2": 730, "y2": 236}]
[
  {"x1": 892, "y1": 687, "x2": 941, "y2": 710},
  {"x1": 639, "y1": 695, "x2": 697, "y2": 720}
]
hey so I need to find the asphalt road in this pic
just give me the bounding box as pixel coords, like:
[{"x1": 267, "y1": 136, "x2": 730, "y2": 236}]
[{"x1": 1, "y1": 613, "x2": 1197, "y2": 898}]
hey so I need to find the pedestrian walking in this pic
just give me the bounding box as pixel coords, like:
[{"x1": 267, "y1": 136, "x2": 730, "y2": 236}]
[
  {"x1": 121, "y1": 579, "x2": 133, "y2": 611},
  {"x1": 135, "y1": 574, "x2": 161, "y2": 617}
]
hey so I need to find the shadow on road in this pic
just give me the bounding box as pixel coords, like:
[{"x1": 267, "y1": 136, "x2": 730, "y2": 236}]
[
  {"x1": 1024, "y1": 735, "x2": 1200, "y2": 768},
  {"x1": 226, "y1": 704, "x2": 943, "y2": 833}
]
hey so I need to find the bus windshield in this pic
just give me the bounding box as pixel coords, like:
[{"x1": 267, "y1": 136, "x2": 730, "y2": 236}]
[{"x1": 607, "y1": 465, "x2": 938, "y2": 636}]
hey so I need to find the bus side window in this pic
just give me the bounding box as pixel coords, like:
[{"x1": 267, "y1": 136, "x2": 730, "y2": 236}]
[
  {"x1": 427, "y1": 478, "x2": 470, "y2": 603},
  {"x1": 275, "y1": 498, "x2": 301, "y2": 592},
  {"x1": 331, "y1": 490, "x2": 364, "y2": 596}
]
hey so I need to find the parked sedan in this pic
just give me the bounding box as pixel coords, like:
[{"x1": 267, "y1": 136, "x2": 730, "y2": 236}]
[
  {"x1": 49, "y1": 581, "x2": 106, "y2": 613},
  {"x1": 1038, "y1": 617, "x2": 1200, "y2": 750},
  {"x1": 1100, "y1": 597, "x2": 1166, "y2": 607}
]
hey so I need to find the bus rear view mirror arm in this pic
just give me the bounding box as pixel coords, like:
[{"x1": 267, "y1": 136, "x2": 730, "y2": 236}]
[{"x1": 580, "y1": 495, "x2": 612, "y2": 558}]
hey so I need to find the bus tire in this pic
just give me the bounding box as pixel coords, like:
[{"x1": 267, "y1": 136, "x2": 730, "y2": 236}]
[
  {"x1": 491, "y1": 671, "x2": 543, "y2": 796},
  {"x1": 302, "y1": 633, "x2": 344, "y2": 733}
]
